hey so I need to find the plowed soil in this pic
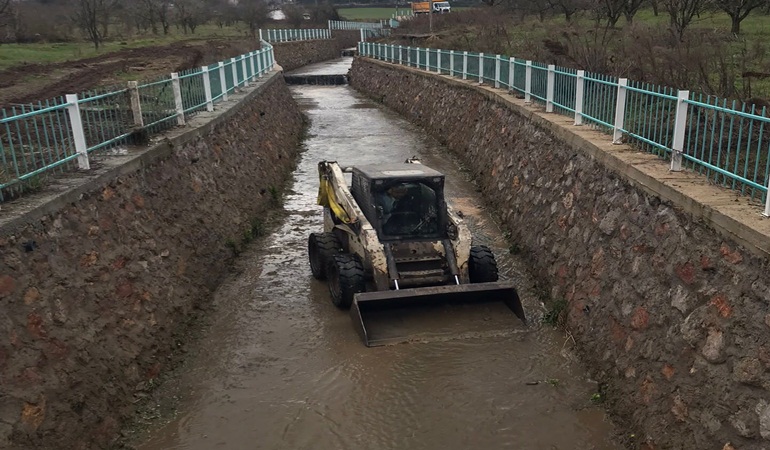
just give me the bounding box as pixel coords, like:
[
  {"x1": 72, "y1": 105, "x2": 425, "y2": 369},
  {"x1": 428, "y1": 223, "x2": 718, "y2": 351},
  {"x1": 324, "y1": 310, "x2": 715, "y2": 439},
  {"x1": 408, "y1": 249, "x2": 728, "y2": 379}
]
[{"x1": 0, "y1": 38, "x2": 260, "y2": 108}]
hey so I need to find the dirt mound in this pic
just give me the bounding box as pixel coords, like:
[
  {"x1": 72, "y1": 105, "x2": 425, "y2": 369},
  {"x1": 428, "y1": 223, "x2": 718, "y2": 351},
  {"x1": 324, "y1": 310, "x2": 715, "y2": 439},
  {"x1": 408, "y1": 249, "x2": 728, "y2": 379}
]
[{"x1": 0, "y1": 38, "x2": 260, "y2": 108}]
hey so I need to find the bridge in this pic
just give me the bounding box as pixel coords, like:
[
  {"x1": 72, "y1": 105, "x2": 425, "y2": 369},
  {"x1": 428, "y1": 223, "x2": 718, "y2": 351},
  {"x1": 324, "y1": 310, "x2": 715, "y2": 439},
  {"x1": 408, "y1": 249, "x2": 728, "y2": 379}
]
[{"x1": 1, "y1": 23, "x2": 769, "y2": 450}]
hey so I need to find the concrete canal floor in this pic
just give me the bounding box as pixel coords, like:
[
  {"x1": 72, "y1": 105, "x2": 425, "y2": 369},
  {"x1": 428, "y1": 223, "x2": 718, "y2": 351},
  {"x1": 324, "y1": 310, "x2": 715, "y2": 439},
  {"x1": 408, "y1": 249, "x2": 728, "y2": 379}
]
[{"x1": 127, "y1": 59, "x2": 624, "y2": 450}]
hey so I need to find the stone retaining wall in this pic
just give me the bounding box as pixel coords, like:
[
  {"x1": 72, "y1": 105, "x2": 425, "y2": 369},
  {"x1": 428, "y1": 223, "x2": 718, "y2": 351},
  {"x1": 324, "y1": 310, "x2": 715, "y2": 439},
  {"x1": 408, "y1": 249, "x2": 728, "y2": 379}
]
[
  {"x1": 273, "y1": 30, "x2": 359, "y2": 71},
  {"x1": 349, "y1": 57, "x2": 770, "y2": 450},
  {"x1": 0, "y1": 72, "x2": 304, "y2": 449}
]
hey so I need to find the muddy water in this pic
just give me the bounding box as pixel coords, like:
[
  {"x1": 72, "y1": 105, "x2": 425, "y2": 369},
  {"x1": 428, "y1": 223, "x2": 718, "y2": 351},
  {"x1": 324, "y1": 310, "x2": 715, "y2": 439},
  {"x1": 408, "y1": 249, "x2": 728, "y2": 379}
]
[{"x1": 134, "y1": 73, "x2": 623, "y2": 450}]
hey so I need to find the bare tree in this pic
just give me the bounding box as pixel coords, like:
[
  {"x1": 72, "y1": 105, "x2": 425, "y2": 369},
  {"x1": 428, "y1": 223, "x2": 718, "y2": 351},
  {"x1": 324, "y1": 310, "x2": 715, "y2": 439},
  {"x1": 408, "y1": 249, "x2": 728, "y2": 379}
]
[
  {"x1": 663, "y1": 0, "x2": 707, "y2": 39},
  {"x1": 546, "y1": 0, "x2": 590, "y2": 22},
  {"x1": 595, "y1": 0, "x2": 625, "y2": 26},
  {"x1": 238, "y1": 0, "x2": 268, "y2": 38},
  {"x1": 72, "y1": 0, "x2": 115, "y2": 49},
  {"x1": 174, "y1": 0, "x2": 206, "y2": 34},
  {"x1": 623, "y1": 0, "x2": 646, "y2": 22},
  {"x1": 713, "y1": 0, "x2": 767, "y2": 34}
]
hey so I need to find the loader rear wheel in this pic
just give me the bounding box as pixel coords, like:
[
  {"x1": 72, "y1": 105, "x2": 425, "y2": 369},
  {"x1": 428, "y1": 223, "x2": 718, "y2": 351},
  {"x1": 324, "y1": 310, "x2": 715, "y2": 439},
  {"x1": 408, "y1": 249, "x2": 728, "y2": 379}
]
[
  {"x1": 327, "y1": 253, "x2": 365, "y2": 308},
  {"x1": 308, "y1": 232, "x2": 342, "y2": 280},
  {"x1": 469, "y1": 245, "x2": 499, "y2": 283}
]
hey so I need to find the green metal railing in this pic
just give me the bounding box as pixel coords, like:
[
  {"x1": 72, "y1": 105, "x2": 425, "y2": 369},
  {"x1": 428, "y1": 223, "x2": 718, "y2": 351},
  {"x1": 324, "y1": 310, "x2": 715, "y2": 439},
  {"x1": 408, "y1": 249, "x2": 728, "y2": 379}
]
[
  {"x1": 329, "y1": 20, "x2": 383, "y2": 30},
  {"x1": 260, "y1": 28, "x2": 331, "y2": 42},
  {"x1": 360, "y1": 42, "x2": 770, "y2": 216},
  {"x1": 0, "y1": 41, "x2": 276, "y2": 202}
]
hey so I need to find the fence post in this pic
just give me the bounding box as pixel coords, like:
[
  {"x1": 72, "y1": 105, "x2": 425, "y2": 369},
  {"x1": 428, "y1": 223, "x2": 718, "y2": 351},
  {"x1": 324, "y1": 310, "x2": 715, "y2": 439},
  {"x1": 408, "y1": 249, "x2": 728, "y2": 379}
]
[
  {"x1": 241, "y1": 56, "x2": 249, "y2": 87},
  {"x1": 478, "y1": 53, "x2": 484, "y2": 83},
  {"x1": 494, "y1": 55, "x2": 501, "y2": 88},
  {"x1": 127, "y1": 81, "x2": 143, "y2": 127},
  {"x1": 765, "y1": 183, "x2": 770, "y2": 217},
  {"x1": 219, "y1": 62, "x2": 228, "y2": 101},
  {"x1": 250, "y1": 52, "x2": 257, "y2": 81},
  {"x1": 201, "y1": 66, "x2": 213, "y2": 111},
  {"x1": 259, "y1": 29, "x2": 263, "y2": 41},
  {"x1": 361, "y1": 28, "x2": 365, "y2": 43},
  {"x1": 450, "y1": 50, "x2": 454, "y2": 76},
  {"x1": 613, "y1": 78, "x2": 628, "y2": 144},
  {"x1": 425, "y1": 48, "x2": 429, "y2": 71},
  {"x1": 670, "y1": 89, "x2": 690, "y2": 171},
  {"x1": 230, "y1": 57, "x2": 239, "y2": 90},
  {"x1": 407, "y1": 46, "x2": 411, "y2": 66},
  {"x1": 508, "y1": 57, "x2": 515, "y2": 92},
  {"x1": 170, "y1": 72, "x2": 185, "y2": 126},
  {"x1": 575, "y1": 70, "x2": 585, "y2": 125},
  {"x1": 525, "y1": 60, "x2": 532, "y2": 104},
  {"x1": 399, "y1": 45, "x2": 403, "y2": 64},
  {"x1": 437, "y1": 50, "x2": 441, "y2": 74},
  {"x1": 416, "y1": 46, "x2": 420, "y2": 68},
  {"x1": 546, "y1": 64, "x2": 555, "y2": 113},
  {"x1": 64, "y1": 94, "x2": 90, "y2": 170},
  {"x1": 463, "y1": 51, "x2": 468, "y2": 80}
]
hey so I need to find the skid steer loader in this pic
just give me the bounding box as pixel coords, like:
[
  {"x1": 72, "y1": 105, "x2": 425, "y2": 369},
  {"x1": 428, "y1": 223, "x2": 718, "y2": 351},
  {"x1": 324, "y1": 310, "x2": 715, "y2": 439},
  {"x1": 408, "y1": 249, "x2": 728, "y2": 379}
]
[{"x1": 307, "y1": 159, "x2": 526, "y2": 346}]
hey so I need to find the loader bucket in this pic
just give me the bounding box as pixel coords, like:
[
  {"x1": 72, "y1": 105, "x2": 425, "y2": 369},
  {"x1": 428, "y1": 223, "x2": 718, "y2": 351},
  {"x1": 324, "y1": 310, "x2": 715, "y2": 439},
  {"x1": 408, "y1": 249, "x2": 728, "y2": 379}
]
[{"x1": 350, "y1": 282, "x2": 526, "y2": 347}]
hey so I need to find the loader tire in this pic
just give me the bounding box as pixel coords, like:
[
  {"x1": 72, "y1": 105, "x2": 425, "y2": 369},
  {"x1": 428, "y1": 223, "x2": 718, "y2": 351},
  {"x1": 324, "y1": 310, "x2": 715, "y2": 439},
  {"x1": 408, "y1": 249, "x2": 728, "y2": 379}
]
[
  {"x1": 308, "y1": 232, "x2": 342, "y2": 280},
  {"x1": 469, "y1": 245, "x2": 499, "y2": 283},
  {"x1": 327, "y1": 253, "x2": 365, "y2": 308}
]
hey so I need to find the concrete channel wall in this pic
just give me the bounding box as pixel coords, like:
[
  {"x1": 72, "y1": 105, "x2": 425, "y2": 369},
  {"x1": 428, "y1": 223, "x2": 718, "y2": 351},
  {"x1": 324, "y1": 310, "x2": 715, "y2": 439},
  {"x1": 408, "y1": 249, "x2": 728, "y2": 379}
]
[
  {"x1": 272, "y1": 30, "x2": 360, "y2": 71},
  {"x1": 0, "y1": 72, "x2": 305, "y2": 447},
  {"x1": 349, "y1": 57, "x2": 770, "y2": 450}
]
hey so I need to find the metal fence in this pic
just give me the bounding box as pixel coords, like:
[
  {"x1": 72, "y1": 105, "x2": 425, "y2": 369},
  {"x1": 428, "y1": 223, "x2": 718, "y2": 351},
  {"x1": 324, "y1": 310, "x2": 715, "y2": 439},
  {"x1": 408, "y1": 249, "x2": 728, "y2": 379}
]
[
  {"x1": 260, "y1": 28, "x2": 331, "y2": 42},
  {"x1": 329, "y1": 20, "x2": 384, "y2": 30},
  {"x1": 0, "y1": 40, "x2": 276, "y2": 202},
  {"x1": 359, "y1": 42, "x2": 770, "y2": 217}
]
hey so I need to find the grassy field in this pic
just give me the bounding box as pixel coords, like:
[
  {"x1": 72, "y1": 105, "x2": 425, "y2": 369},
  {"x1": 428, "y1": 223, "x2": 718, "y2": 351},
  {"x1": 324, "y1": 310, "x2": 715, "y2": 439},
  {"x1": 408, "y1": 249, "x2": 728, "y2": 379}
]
[{"x1": 0, "y1": 24, "x2": 255, "y2": 71}]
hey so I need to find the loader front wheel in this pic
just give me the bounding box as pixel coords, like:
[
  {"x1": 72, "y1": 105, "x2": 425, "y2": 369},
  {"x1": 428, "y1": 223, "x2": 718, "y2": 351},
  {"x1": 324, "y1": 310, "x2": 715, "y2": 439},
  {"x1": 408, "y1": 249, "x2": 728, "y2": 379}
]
[
  {"x1": 308, "y1": 232, "x2": 342, "y2": 280},
  {"x1": 327, "y1": 253, "x2": 365, "y2": 308},
  {"x1": 469, "y1": 245, "x2": 499, "y2": 283}
]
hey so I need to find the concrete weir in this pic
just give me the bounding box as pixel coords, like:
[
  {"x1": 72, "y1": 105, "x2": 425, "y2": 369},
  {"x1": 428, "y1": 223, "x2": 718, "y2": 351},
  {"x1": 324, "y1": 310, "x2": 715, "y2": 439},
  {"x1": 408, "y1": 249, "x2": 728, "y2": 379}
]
[
  {"x1": 349, "y1": 56, "x2": 770, "y2": 449},
  {"x1": 283, "y1": 57, "x2": 353, "y2": 85}
]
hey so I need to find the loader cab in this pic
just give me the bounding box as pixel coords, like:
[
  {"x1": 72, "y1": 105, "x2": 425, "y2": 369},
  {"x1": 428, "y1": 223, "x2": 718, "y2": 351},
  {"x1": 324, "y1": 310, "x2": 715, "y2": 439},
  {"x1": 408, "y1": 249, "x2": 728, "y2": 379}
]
[{"x1": 350, "y1": 164, "x2": 448, "y2": 241}]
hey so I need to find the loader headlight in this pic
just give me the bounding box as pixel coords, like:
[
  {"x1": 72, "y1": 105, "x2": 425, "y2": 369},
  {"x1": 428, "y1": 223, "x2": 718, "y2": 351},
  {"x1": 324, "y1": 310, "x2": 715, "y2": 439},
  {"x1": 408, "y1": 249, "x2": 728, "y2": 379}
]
[{"x1": 447, "y1": 222, "x2": 458, "y2": 240}]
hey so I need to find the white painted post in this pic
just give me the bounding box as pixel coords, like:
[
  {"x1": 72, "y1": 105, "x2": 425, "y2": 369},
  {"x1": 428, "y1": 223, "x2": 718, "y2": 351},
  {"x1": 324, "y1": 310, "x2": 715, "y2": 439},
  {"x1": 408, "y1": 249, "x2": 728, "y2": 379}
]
[
  {"x1": 765, "y1": 183, "x2": 770, "y2": 217},
  {"x1": 250, "y1": 52, "x2": 256, "y2": 81},
  {"x1": 328, "y1": 20, "x2": 331, "y2": 30},
  {"x1": 416, "y1": 47, "x2": 420, "y2": 68},
  {"x1": 613, "y1": 78, "x2": 628, "y2": 144},
  {"x1": 361, "y1": 28, "x2": 365, "y2": 43},
  {"x1": 170, "y1": 73, "x2": 185, "y2": 126},
  {"x1": 65, "y1": 94, "x2": 90, "y2": 170},
  {"x1": 575, "y1": 70, "x2": 585, "y2": 125},
  {"x1": 231, "y1": 57, "x2": 239, "y2": 91},
  {"x1": 462, "y1": 51, "x2": 468, "y2": 80},
  {"x1": 425, "y1": 48, "x2": 429, "y2": 70},
  {"x1": 546, "y1": 64, "x2": 555, "y2": 113},
  {"x1": 494, "y1": 54, "x2": 501, "y2": 88},
  {"x1": 508, "y1": 57, "x2": 514, "y2": 92},
  {"x1": 127, "y1": 81, "x2": 143, "y2": 127},
  {"x1": 407, "y1": 46, "x2": 411, "y2": 66},
  {"x1": 478, "y1": 53, "x2": 484, "y2": 83},
  {"x1": 450, "y1": 50, "x2": 454, "y2": 76},
  {"x1": 525, "y1": 60, "x2": 532, "y2": 104},
  {"x1": 259, "y1": 29, "x2": 263, "y2": 41},
  {"x1": 219, "y1": 61, "x2": 228, "y2": 101},
  {"x1": 670, "y1": 90, "x2": 690, "y2": 171},
  {"x1": 437, "y1": 50, "x2": 441, "y2": 74},
  {"x1": 399, "y1": 45, "x2": 403, "y2": 64},
  {"x1": 201, "y1": 66, "x2": 213, "y2": 112},
  {"x1": 241, "y1": 56, "x2": 249, "y2": 87}
]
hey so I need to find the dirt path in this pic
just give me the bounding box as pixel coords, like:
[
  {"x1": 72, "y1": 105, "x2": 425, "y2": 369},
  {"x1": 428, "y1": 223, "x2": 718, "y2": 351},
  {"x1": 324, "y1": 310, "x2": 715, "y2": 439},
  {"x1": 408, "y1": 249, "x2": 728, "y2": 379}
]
[
  {"x1": 0, "y1": 38, "x2": 259, "y2": 108},
  {"x1": 122, "y1": 73, "x2": 624, "y2": 449}
]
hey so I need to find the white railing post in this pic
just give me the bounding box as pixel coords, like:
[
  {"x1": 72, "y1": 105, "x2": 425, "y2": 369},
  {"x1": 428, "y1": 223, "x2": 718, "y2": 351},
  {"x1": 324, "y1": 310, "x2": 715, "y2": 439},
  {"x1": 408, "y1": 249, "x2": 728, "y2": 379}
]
[
  {"x1": 170, "y1": 72, "x2": 185, "y2": 126},
  {"x1": 241, "y1": 56, "x2": 249, "y2": 87},
  {"x1": 250, "y1": 52, "x2": 256, "y2": 81},
  {"x1": 546, "y1": 64, "x2": 555, "y2": 113},
  {"x1": 416, "y1": 47, "x2": 420, "y2": 68},
  {"x1": 525, "y1": 60, "x2": 532, "y2": 104},
  {"x1": 219, "y1": 61, "x2": 228, "y2": 101},
  {"x1": 478, "y1": 53, "x2": 484, "y2": 83},
  {"x1": 127, "y1": 81, "x2": 143, "y2": 127},
  {"x1": 575, "y1": 70, "x2": 585, "y2": 125},
  {"x1": 495, "y1": 55, "x2": 501, "y2": 88},
  {"x1": 361, "y1": 28, "x2": 365, "y2": 43},
  {"x1": 425, "y1": 48, "x2": 429, "y2": 70},
  {"x1": 65, "y1": 94, "x2": 90, "y2": 170},
  {"x1": 508, "y1": 57, "x2": 515, "y2": 92},
  {"x1": 450, "y1": 50, "x2": 454, "y2": 76},
  {"x1": 259, "y1": 29, "x2": 263, "y2": 41},
  {"x1": 201, "y1": 66, "x2": 213, "y2": 111},
  {"x1": 670, "y1": 90, "x2": 690, "y2": 171},
  {"x1": 399, "y1": 45, "x2": 403, "y2": 64},
  {"x1": 257, "y1": 50, "x2": 263, "y2": 77},
  {"x1": 437, "y1": 50, "x2": 442, "y2": 74},
  {"x1": 613, "y1": 78, "x2": 629, "y2": 144},
  {"x1": 765, "y1": 183, "x2": 770, "y2": 217},
  {"x1": 463, "y1": 51, "x2": 468, "y2": 80},
  {"x1": 231, "y1": 57, "x2": 239, "y2": 90},
  {"x1": 407, "y1": 46, "x2": 411, "y2": 66}
]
